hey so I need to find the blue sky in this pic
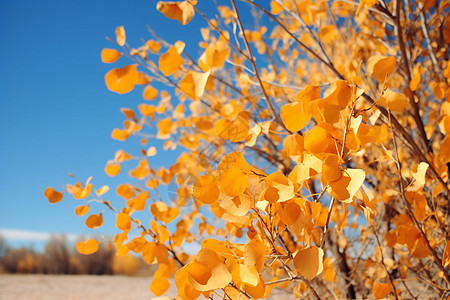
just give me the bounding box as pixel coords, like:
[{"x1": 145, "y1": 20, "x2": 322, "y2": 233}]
[{"x1": 0, "y1": 0, "x2": 229, "y2": 249}]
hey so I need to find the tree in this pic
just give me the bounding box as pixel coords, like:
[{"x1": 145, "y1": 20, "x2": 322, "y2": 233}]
[{"x1": 46, "y1": 0, "x2": 450, "y2": 299}]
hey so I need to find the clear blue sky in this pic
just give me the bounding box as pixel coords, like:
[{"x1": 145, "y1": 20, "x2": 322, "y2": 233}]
[{"x1": 0, "y1": 0, "x2": 231, "y2": 248}]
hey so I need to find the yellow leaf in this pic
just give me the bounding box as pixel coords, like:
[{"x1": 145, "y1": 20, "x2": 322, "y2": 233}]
[
  {"x1": 146, "y1": 146, "x2": 157, "y2": 157},
  {"x1": 117, "y1": 184, "x2": 136, "y2": 199},
  {"x1": 280, "y1": 102, "x2": 311, "y2": 132},
  {"x1": 179, "y1": 70, "x2": 211, "y2": 100},
  {"x1": 105, "y1": 65, "x2": 148, "y2": 94},
  {"x1": 187, "y1": 248, "x2": 231, "y2": 291},
  {"x1": 219, "y1": 194, "x2": 252, "y2": 217},
  {"x1": 378, "y1": 89, "x2": 408, "y2": 111},
  {"x1": 138, "y1": 104, "x2": 156, "y2": 118},
  {"x1": 129, "y1": 159, "x2": 149, "y2": 180},
  {"x1": 244, "y1": 238, "x2": 267, "y2": 272},
  {"x1": 127, "y1": 191, "x2": 149, "y2": 211},
  {"x1": 105, "y1": 163, "x2": 121, "y2": 176},
  {"x1": 142, "y1": 242, "x2": 157, "y2": 264},
  {"x1": 96, "y1": 185, "x2": 110, "y2": 196},
  {"x1": 356, "y1": 0, "x2": 379, "y2": 14},
  {"x1": 192, "y1": 175, "x2": 220, "y2": 204},
  {"x1": 263, "y1": 171, "x2": 295, "y2": 203},
  {"x1": 175, "y1": 266, "x2": 202, "y2": 300},
  {"x1": 150, "y1": 202, "x2": 179, "y2": 224},
  {"x1": 150, "y1": 277, "x2": 171, "y2": 296},
  {"x1": 271, "y1": 0, "x2": 283, "y2": 14},
  {"x1": 198, "y1": 41, "x2": 230, "y2": 71},
  {"x1": 412, "y1": 162, "x2": 429, "y2": 188},
  {"x1": 151, "y1": 220, "x2": 170, "y2": 243},
  {"x1": 159, "y1": 46, "x2": 184, "y2": 76},
  {"x1": 215, "y1": 111, "x2": 250, "y2": 142},
  {"x1": 75, "y1": 205, "x2": 89, "y2": 217},
  {"x1": 116, "y1": 212, "x2": 131, "y2": 231},
  {"x1": 218, "y1": 165, "x2": 248, "y2": 197},
  {"x1": 115, "y1": 26, "x2": 126, "y2": 46},
  {"x1": 372, "y1": 282, "x2": 392, "y2": 299},
  {"x1": 322, "y1": 154, "x2": 343, "y2": 183},
  {"x1": 101, "y1": 48, "x2": 121, "y2": 63},
  {"x1": 293, "y1": 246, "x2": 324, "y2": 280},
  {"x1": 44, "y1": 187, "x2": 63, "y2": 204},
  {"x1": 283, "y1": 134, "x2": 304, "y2": 156},
  {"x1": 156, "y1": 1, "x2": 195, "y2": 25},
  {"x1": 85, "y1": 213, "x2": 104, "y2": 229},
  {"x1": 328, "y1": 168, "x2": 365, "y2": 203},
  {"x1": 143, "y1": 85, "x2": 158, "y2": 100},
  {"x1": 440, "y1": 136, "x2": 450, "y2": 163},
  {"x1": 76, "y1": 239, "x2": 99, "y2": 255},
  {"x1": 67, "y1": 177, "x2": 93, "y2": 200},
  {"x1": 367, "y1": 55, "x2": 396, "y2": 82},
  {"x1": 443, "y1": 240, "x2": 450, "y2": 268}
]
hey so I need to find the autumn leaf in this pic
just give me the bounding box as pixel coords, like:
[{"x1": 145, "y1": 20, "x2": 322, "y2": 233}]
[
  {"x1": 44, "y1": 187, "x2": 63, "y2": 203},
  {"x1": 367, "y1": 55, "x2": 396, "y2": 82},
  {"x1": 156, "y1": 1, "x2": 195, "y2": 25},
  {"x1": 101, "y1": 48, "x2": 121, "y2": 63},
  {"x1": 76, "y1": 239, "x2": 99, "y2": 255},
  {"x1": 293, "y1": 246, "x2": 324, "y2": 280},
  {"x1": 75, "y1": 205, "x2": 89, "y2": 216},
  {"x1": 105, "y1": 65, "x2": 149, "y2": 94},
  {"x1": 115, "y1": 26, "x2": 126, "y2": 46},
  {"x1": 85, "y1": 213, "x2": 104, "y2": 229}
]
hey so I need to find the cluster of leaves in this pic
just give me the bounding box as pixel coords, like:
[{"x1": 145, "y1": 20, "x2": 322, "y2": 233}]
[{"x1": 46, "y1": 0, "x2": 450, "y2": 299}]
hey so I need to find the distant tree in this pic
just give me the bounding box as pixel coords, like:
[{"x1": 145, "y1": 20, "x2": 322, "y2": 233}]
[{"x1": 44, "y1": 234, "x2": 70, "y2": 274}]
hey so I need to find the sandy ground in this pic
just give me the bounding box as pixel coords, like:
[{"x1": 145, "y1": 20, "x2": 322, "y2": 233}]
[
  {"x1": 0, "y1": 274, "x2": 296, "y2": 300},
  {"x1": 0, "y1": 274, "x2": 177, "y2": 300}
]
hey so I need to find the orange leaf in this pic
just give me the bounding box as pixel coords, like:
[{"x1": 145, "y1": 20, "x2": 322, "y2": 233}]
[
  {"x1": 75, "y1": 205, "x2": 89, "y2": 216},
  {"x1": 105, "y1": 163, "x2": 121, "y2": 176},
  {"x1": 372, "y1": 282, "x2": 392, "y2": 299},
  {"x1": 156, "y1": 1, "x2": 195, "y2": 25},
  {"x1": 101, "y1": 48, "x2": 121, "y2": 63},
  {"x1": 244, "y1": 238, "x2": 267, "y2": 272},
  {"x1": 283, "y1": 134, "x2": 304, "y2": 156},
  {"x1": 115, "y1": 26, "x2": 126, "y2": 46},
  {"x1": 143, "y1": 85, "x2": 158, "y2": 100},
  {"x1": 116, "y1": 212, "x2": 131, "y2": 231},
  {"x1": 218, "y1": 165, "x2": 248, "y2": 197},
  {"x1": 215, "y1": 111, "x2": 250, "y2": 142},
  {"x1": 322, "y1": 155, "x2": 343, "y2": 183},
  {"x1": 159, "y1": 46, "x2": 184, "y2": 76},
  {"x1": 95, "y1": 185, "x2": 110, "y2": 196},
  {"x1": 192, "y1": 175, "x2": 220, "y2": 204},
  {"x1": 367, "y1": 55, "x2": 396, "y2": 82},
  {"x1": 127, "y1": 191, "x2": 149, "y2": 211},
  {"x1": 328, "y1": 168, "x2": 365, "y2": 203},
  {"x1": 443, "y1": 240, "x2": 450, "y2": 268},
  {"x1": 175, "y1": 266, "x2": 202, "y2": 300},
  {"x1": 150, "y1": 277, "x2": 171, "y2": 296},
  {"x1": 280, "y1": 102, "x2": 310, "y2": 132},
  {"x1": 179, "y1": 70, "x2": 211, "y2": 100},
  {"x1": 105, "y1": 65, "x2": 148, "y2": 94},
  {"x1": 44, "y1": 187, "x2": 63, "y2": 204},
  {"x1": 293, "y1": 246, "x2": 324, "y2": 280},
  {"x1": 187, "y1": 248, "x2": 231, "y2": 291},
  {"x1": 150, "y1": 202, "x2": 180, "y2": 224},
  {"x1": 378, "y1": 89, "x2": 408, "y2": 111},
  {"x1": 151, "y1": 220, "x2": 170, "y2": 243},
  {"x1": 85, "y1": 213, "x2": 103, "y2": 229},
  {"x1": 76, "y1": 239, "x2": 99, "y2": 255},
  {"x1": 198, "y1": 41, "x2": 230, "y2": 71},
  {"x1": 117, "y1": 184, "x2": 136, "y2": 199}
]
